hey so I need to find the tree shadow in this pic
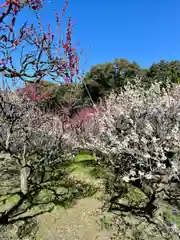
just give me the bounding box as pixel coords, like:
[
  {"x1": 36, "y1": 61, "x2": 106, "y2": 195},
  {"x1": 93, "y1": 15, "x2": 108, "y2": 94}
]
[{"x1": 0, "y1": 156, "x2": 97, "y2": 239}]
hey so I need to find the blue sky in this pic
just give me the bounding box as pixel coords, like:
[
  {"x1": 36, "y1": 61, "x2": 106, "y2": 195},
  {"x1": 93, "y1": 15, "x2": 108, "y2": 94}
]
[
  {"x1": 54, "y1": 0, "x2": 180, "y2": 71},
  {"x1": 1, "y1": 0, "x2": 180, "y2": 83}
]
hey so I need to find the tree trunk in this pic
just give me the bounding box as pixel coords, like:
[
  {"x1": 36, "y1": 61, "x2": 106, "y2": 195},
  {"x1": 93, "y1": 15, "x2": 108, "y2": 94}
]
[
  {"x1": 20, "y1": 145, "x2": 28, "y2": 195},
  {"x1": 20, "y1": 166, "x2": 28, "y2": 195}
]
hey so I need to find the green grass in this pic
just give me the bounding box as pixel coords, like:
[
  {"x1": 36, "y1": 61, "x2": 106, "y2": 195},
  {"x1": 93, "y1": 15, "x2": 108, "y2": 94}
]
[
  {"x1": 74, "y1": 152, "x2": 96, "y2": 163},
  {"x1": 0, "y1": 194, "x2": 20, "y2": 212}
]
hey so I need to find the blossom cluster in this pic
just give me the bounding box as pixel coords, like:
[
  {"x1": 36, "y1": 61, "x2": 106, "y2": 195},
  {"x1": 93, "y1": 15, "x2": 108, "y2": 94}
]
[{"x1": 68, "y1": 79, "x2": 180, "y2": 186}]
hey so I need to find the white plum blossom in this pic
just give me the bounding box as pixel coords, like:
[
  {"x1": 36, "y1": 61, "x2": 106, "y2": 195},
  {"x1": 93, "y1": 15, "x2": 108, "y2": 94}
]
[
  {"x1": 129, "y1": 170, "x2": 136, "y2": 176},
  {"x1": 67, "y1": 81, "x2": 180, "y2": 238},
  {"x1": 122, "y1": 175, "x2": 130, "y2": 183},
  {"x1": 145, "y1": 173, "x2": 152, "y2": 180},
  {"x1": 138, "y1": 170, "x2": 144, "y2": 177}
]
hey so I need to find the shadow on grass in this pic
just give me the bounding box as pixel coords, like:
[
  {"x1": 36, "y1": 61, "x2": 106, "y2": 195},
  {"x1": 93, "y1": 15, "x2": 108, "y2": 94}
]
[{"x1": 0, "y1": 152, "x2": 99, "y2": 239}]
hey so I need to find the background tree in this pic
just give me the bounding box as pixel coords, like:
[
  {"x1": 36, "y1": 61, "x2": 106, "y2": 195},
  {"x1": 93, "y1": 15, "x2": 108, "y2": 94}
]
[
  {"x1": 16, "y1": 80, "x2": 84, "y2": 118},
  {"x1": 83, "y1": 58, "x2": 142, "y2": 99},
  {"x1": 145, "y1": 60, "x2": 180, "y2": 87}
]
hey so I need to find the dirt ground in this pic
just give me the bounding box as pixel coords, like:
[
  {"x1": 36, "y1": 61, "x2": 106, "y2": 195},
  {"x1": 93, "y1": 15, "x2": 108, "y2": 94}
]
[{"x1": 36, "y1": 197, "x2": 112, "y2": 240}]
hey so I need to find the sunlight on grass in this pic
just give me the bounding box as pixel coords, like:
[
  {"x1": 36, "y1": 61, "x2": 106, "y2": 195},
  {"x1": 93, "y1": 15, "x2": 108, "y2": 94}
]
[
  {"x1": 74, "y1": 152, "x2": 96, "y2": 163},
  {"x1": 67, "y1": 152, "x2": 100, "y2": 184},
  {"x1": 0, "y1": 194, "x2": 20, "y2": 213}
]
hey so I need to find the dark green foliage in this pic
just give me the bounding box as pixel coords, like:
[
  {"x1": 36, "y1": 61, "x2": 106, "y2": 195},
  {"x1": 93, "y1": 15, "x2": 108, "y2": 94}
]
[
  {"x1": 83, "y1": 59, "x2": 180, "y2": 100},
  {"x1": 145, "y1": 60, "x2": 180, "y2": 87},
  {"x1": 83, "y1": 58, "x2": 142, "y2": 95},
  {"x1": 48, "y1": 83, "x2": 82, "y2": 108},
  {"x1": 36, "y1": 81, "x2": 83, "y2": 113},
  {"x1": 82, "y1": 80, "x2": 104, "y2": 103},
  {"x1": 113, "y1": 58, "x2": 142, "y2": 87}
]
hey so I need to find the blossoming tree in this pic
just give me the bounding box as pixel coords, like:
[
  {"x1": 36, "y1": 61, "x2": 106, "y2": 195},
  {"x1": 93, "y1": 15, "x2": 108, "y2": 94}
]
[
  {"x1": 0, "y1": 0, "x2": 80, "y2": 91},
  {"x1": 0, "y1": 1, "x2": 94, "y2": 238}
]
